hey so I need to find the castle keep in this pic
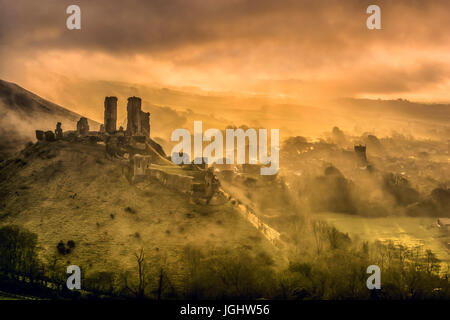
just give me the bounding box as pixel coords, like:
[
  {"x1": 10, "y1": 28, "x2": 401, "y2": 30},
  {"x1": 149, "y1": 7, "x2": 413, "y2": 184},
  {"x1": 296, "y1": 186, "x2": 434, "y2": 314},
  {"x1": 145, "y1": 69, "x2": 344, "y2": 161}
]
[
  {"x1": 126, "y1": 96, "x2": 142, "y2": 136},
  {"x1": 104, "y1": 96, "x2": 117, "y2": 134},
  {"x1": 354, "y1": 144, "x2": 367, "y2": 164},
  {"x1": 32, "y1": 95, "x2": 285, "y2": 245},
  {"x1": 35, "y1": 96, "x2": 218, "y2": 204}
]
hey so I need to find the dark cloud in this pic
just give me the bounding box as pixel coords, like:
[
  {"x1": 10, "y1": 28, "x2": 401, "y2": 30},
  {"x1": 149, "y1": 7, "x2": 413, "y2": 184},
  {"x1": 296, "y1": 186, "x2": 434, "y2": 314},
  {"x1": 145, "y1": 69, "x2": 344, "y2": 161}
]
[
  {"x1": 1, "y1": 0, "x2": 449, "y2": 55},
  {"x1": 0, "y1": 0, "x2": 449, "y2": 100}
]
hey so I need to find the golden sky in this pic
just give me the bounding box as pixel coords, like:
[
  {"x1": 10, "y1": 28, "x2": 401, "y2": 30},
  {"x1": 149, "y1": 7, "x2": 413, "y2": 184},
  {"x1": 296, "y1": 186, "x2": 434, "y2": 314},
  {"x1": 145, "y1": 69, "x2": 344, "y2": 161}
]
[{"x1": 1, "y1": 0, "x2": 450, "y2": 110}]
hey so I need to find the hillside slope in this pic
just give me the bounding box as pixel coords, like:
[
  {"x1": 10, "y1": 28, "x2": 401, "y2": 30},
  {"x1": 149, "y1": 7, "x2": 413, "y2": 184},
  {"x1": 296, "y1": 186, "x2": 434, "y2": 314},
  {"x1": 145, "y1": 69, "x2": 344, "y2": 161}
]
[
  {"x1": 0, "y1": 140, "x2": 277, "y2": 283},
  {"x1": 0, "y1": 80, "x2": 99, "y2": 159}
]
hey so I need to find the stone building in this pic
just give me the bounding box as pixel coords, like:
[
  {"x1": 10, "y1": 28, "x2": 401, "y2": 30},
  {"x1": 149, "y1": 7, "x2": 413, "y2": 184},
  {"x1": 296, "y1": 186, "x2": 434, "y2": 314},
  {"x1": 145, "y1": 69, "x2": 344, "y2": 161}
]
[
  {"x1": 36, "y1": 130, "x2": 44, "y2": 141},
  {"x1": 354, "y1": 144, "x2": 367, "y2": 164},
  {"x1": 126, "y1": 97, "x2": 142, "y2": 136},
  {"x1": 130, "y1": 154, "x2": 152, "y2": 182},
  {"x1": 44, "y1": 131, "x2": 56, "y2": 141},
  {"x1": 77, "y1": 117, "x2": 89, "y2": 136},
  {"x1": 140, "y1": 111, "x2": 150, "y2": 137},
  {"x1": 55, "y1": 122, "x2": 63, "y2": 139},
  {"x1": 104, "y1": 96, "x2": 117, "y2": 134}
]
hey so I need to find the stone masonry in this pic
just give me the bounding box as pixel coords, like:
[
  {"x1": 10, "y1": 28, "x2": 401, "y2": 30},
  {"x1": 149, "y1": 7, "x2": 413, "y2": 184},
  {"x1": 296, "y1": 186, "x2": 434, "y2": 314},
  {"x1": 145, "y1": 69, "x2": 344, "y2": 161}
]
[
  {"x1": 76, "y1": 117, "x2": 90, "y2": 136},
  {"x1": 104, "y1": 96, "x2": 118, "y2": 134},
  {"x1": 126, "y1": 97, "x2": 142, "y2": 136},
  {"x1": 140, "y1": 111, "x2": 150, "y2": 137}
]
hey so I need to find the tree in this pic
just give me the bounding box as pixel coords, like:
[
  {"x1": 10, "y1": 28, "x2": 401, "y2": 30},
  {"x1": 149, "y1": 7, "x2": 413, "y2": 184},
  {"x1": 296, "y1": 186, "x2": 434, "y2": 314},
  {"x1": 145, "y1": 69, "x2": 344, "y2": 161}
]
[
  {"x1": 312, "y1": 221, "x2": 328, "y2": 255},
  {"x1": 0, "y1": 225, "x2": 40, "y2": 280},
  {"x1": 134, "y1": 248, "x2": 146, "y2": 298}
]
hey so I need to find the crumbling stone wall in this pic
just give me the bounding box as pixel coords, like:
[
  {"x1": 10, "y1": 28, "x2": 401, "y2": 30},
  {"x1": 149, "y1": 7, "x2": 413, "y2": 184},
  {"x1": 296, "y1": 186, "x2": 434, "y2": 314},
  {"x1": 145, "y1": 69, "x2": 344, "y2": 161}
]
[
  {"x1": 55, "y1": 122, "x2": 63, "y2": 139},
  {"x1": 218, "y1": 186, "x2": 282, "y2": 246},
  {"x1": 131, "y1": 154, "x2": 152, "y2": 178},
  {"x1": 354, "y1": 144, "x2": 367, "y2": 164},
  {"x1": 77, "y1": 117, "x2": 89, "y2": 136},
  {"x1": 238, "y1": 203, "x2": 281, "y2": 246},
  {"x1": 104, "y1": 96, "x2": 118, "y2": 134},
  {"x1": 126, "y1": 97, "x2": 142, "y2": 136},
  {"x1": 44, "y1": 131, "x2": 56, "y2": 142},
  {"x1": 105, "y1": 136, "x2": 130, "y2": 158},
  {"x1": 35, "y1": 130, "x2": 44, "y2": 141},
  {"x1": 204, "y1": 168, "x2": 220, "y2": 199},
  {"x1": 149, "y1": 167, "x2": 195, "y2": 194},
  {"x1": 140, "y1": 111, "x2": 150, "y2": 137},
  {"x1": 36, "y1": 129, "x2": 56, "y2": 142},
  {"x1": 130, "y1": 136, "x2": 146, "y2": 151}
]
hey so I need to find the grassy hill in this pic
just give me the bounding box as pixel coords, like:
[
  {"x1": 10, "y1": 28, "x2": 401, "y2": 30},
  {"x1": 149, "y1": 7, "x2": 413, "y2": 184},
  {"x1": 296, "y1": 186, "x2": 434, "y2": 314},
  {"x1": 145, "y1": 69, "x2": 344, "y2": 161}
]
[
  {"x1": 0, "y1": 139, "x2": 278, "y2": 288},
  {"x1": 0, "y1": 80, "x2": 99, "y2": 159}
]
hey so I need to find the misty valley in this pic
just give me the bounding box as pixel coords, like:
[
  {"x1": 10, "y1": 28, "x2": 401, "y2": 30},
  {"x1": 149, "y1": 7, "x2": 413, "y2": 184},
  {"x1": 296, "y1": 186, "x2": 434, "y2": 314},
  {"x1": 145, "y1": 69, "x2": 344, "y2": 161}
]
[
  {"x1": 0, "y1": 79, "x2": 448, "y2": 301},
  {"x1": 0, "y1": 1, "x2": 449, "y2": 307}
]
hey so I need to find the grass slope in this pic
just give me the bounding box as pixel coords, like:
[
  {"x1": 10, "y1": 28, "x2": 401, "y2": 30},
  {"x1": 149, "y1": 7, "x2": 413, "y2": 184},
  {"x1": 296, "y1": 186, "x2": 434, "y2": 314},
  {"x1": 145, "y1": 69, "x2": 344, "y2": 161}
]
[{"x1": 0, "y1": 140, "x2": 277, "y2": 281}]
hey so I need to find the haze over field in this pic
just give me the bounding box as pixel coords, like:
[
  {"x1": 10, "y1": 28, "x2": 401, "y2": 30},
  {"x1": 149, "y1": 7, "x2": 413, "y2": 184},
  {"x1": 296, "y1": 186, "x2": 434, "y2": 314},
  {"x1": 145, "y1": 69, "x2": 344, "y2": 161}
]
[
  {"x1": 0, "y1": 0, "x2": 449, "y2": 300},
  {"x1": 1, "y1": 0, "x2": 449, "y2": 145}
]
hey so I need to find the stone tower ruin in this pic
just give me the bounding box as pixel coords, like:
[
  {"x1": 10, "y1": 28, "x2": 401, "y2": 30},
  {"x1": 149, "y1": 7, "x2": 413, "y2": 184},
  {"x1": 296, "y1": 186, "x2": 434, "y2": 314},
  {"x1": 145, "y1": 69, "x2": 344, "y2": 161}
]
[
  {"x1": 126, "y1": 97, "x2": 142, "y2": 136},
  {"x1": 140, "y1": 111, "x2": 150, "y2": 137},
  {"x1": 55, "y1": 122, "x2": 63, "y2": 139},
  {"x1": 77, "y1": 117, "x2": 89, "y2": 136},
  {"x1": 354, "y1": 144, "x2": 367, "y2": 164},
  {"x1": 104, "y1": 96, "x2": 117, "y2": 134}
]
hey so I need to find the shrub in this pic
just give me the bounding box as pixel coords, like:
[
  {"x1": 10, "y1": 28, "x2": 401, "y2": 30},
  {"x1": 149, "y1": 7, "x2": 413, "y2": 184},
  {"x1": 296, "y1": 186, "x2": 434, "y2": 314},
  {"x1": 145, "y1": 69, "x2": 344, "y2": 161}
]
[
  {"x1": 0, "y1": 225, "x2": 40, "y2": 277},
  {"x1": 125, "y1": 207, "x2": 136, "y2": 214},
  {"x1": 57, "y1": 241, "x2": 67, "y2": 255},
  {"x1": 67, "y1": 240, "x2": 76, "y2": 249}
]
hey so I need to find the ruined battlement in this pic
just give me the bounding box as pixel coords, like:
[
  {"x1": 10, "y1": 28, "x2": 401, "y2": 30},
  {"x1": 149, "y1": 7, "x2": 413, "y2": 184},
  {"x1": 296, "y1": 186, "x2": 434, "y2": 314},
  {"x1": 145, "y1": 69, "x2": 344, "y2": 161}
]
[
  {"x1": 104, "y1": 96, "x2": 118, "y2": 134},
  {"x1": 140, "y1": 111, "x2": 150, "y2": 137},
  {"x1": 33, "y1": 95, "x2": 219, "y2": 205},
  {"x1": 354, "y1": 144, "x2": 367, "y2": 163},
  {"x1": 76, "y1": 117, "x2": 89, "y2": 136},
  {"x1": 127, "y1": 96, "x2": 142, "y2": 136}
]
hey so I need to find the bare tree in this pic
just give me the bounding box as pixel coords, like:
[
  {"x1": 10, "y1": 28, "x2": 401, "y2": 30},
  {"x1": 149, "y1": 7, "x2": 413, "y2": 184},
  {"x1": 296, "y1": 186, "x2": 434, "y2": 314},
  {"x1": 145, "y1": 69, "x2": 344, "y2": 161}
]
[
  {"x1": 157, "y1": 268, "x2": 164, "y2": 300},
  {"x1": 135, "y1": 248, "x2": 146, "y2": 298},
  {"x1": 312, "y1": 221, "x2": 327, "y2": 255}
]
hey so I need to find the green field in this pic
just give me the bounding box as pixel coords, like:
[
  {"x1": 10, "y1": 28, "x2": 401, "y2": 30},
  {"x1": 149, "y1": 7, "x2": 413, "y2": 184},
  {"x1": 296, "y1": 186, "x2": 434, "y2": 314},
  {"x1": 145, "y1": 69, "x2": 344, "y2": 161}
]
[{"x1": 314, "y1": 212, "x2": 449, "y2": 269}]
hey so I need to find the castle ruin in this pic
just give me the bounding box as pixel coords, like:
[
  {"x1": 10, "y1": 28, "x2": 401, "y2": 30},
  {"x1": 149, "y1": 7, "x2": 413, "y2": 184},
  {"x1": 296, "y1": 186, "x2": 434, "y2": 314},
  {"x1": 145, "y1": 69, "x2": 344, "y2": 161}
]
[
  {"x1": 140, "y1": 111, "x2": 150, "y2": 137},
  {"x1": 126, "y1": 97, "x2": 142, "y2": 136},
  {"x1": 354, "y1": 144, "x2": 367, "y2": 164},
  {"x1": 55, "y1": 122, "x2": 63, "y2": 139},
  {"x1": 34, "y1": 96, "x2": 218, "y2": 203},
  {"x1": 76, "y1": 117, "x2": 89, "y2": 136},
  {"x1": 104, "y1": 96, "x2": 117, "y2": 134}
]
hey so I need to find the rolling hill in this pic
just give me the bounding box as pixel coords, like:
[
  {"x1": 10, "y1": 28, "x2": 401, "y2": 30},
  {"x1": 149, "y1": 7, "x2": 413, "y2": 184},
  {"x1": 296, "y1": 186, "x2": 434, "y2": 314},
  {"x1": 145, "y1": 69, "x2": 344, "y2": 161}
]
[
  {"x1": 0, "y1": 139, "x2": 278, "y2": 289},
  {"x1": 0, "y1": 80, "x2": 100, "y2": 159}
]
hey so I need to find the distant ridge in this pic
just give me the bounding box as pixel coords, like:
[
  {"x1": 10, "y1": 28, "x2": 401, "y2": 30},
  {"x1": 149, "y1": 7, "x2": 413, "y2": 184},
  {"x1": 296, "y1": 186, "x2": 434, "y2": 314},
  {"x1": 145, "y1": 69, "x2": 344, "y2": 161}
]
[
  {"x1": 0, "y1": 79, "x2": 99, "y2": 159},
  {"x1": 334, "y1": 98, "x2": 450, "y2": 124}
]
